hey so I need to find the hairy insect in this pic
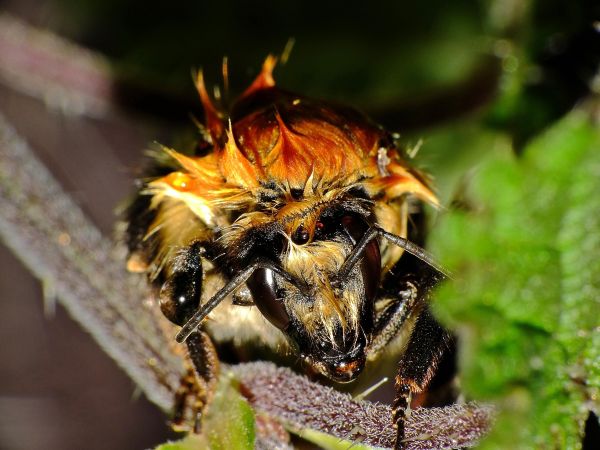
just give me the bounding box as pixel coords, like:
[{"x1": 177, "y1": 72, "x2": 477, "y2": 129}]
[{"x1": 125, "y1": 56, "x2": 454, "y2": 449}]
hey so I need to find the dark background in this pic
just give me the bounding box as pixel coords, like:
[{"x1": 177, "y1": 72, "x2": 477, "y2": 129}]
[{"x1": 0, "y1": 1, "x2": 598, "y2": 449}]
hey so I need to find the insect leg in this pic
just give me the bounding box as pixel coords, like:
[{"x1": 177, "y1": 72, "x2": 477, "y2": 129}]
[
  {"x1": 172, "y1": 330, "x2": 220, "y2": 432},
  {"x1": 365, "y1": 262, "x2": 450, "y2": 448},
  {"x1": 159, "y1": 241, "x2": 205, "y2": 326},
  {"x1": 392, "y1": 310, "x2": 451, "y2": 449},
  {"x1": 366, "y1": 279, "x2": 419, "y2": 358},
  {"x1": 367, "y1": 246, "x2": 447, "y2": 356},
  {"x1": 345, "y1": 228, "x2": 451, "y2": 449}
]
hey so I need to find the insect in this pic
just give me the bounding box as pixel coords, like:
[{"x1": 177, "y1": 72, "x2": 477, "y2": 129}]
[{"x1": 125, "y1": 55, "x2": 454, "y2": 449}]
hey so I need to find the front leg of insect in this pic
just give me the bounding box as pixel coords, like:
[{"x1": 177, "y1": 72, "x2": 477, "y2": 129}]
[
  {"x1": 151, "y1": 240, "x2": 221, "y2": 431},
  {"x1": 392, "y1": 310, "x2": 451, "y2": 449},
  {"x1": 387, "y1": 259, "x2": 452, "y2": 449},
  {"x1": 125, "y1": 190, "x2": 222, "y2": 430},
  {"x1": 125, "y1": 55, "x2": 456, "y2": 446},
  {"x1": 172, "y1": 331, "x2": 219, "y2": 432},
  {"x1": 336, "y1": 228, "x2": 452, "y2": 449},
  {"x1": 159, "y1": 241, "x2": 205, "y2": 326},
  {"x1": 157, "y1": 241, "x2": 223, "y2": 430}
]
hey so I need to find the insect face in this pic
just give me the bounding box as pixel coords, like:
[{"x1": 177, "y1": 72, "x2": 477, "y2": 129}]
[{"x1": 244, "y1": 204, "x2": 381, "y2": 382}]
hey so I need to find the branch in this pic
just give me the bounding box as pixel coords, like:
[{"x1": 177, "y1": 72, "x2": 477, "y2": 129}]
[
  {"x1": 0, "y1": 111, "x2": 183, "y2": 409},
  {"x1": 0, "y1": 13, "x2": 114, "y2": 118},
  {"x1": 234, "y1": 362, "x2": 494, "y2": 449}
]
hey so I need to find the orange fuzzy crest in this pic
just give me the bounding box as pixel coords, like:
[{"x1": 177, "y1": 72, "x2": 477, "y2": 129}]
[
  {"x1": 363, "y1": 160, "x2": 439, "y2": 206},
  {"x1": 265, "y1": 110, "x2": 368, "y2": 188},
  {"x1": 219, "y1": 123, "x2": 261, "y2": 189},
  {"x1": 153, "y1": 56, "x2": 439, "y2": 216},
  {"x1": 241, "y1": 54, "x2": 277, "y2": 99},
  {"x1": 151, "y1": 148, "x2": 252, "y2": 213}
]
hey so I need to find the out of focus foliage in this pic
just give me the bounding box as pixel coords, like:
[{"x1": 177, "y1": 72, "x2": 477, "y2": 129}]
[
  {"x1": 155, "y1": 374, "x2": 255, "y2": 450},
  {"x1": 430, "y1": 108, "x2": 600, "y2": 448},
  {"x1": 47, "y1": 0, "x2": 598, "y2": 144},
  {"x1": 28, "y1": 0, "x2": 599, "y2": 448},
  {"x1": 53, "y1": 0, "x2": 489, "y2": 104}
]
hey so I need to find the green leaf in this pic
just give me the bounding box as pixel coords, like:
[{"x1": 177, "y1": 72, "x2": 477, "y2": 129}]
[
  {"x1": 430, "y1": 107, "x2": 600, "y2": 449},
  {"x1": 155, "y1": 372, "x2": 255, "y2": 450},
  {"x1": 297, "y1": 428, "x2": 377, "y2": 450},
  {"x1": 156, "y1": 435, "x2": 208, "y2": 450}
]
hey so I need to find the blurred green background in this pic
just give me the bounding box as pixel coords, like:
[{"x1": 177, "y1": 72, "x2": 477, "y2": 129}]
[
  {"x1": 48, "y1": 0, "x2": 599, "y2": 138},
  {"x1": 0, "y1": 0, "x2": 598, "y2": 448}
]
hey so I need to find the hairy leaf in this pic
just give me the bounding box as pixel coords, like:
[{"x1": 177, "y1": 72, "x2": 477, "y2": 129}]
[{"x1": 431, "y1": 106, "x2": 600, "y2": 448}]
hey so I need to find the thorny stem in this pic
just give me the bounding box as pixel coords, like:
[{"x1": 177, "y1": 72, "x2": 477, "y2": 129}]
[{"x1": 0, "y1": 112, "x2": 184, "y2": 409}]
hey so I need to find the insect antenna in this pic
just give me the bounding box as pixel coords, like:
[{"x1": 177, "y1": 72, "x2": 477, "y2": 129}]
[
  {"x1": 378, "y1": 227, "x2": 451, "y2": 278},
  {"x1": 334, "y1": 226, "x2": 451, "y2": 288},
  {"x1": 176, "y1": 258, "x2": 306, "y2": 343}
]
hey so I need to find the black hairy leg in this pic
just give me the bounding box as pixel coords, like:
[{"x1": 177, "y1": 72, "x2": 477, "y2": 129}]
[
  {"x1": 366, "y1": 267, "x2": 454, "y2": 448},
  {"x1": 159, "y1": 243, "x2": 223, "y2": 433},
  {"x1": 172, "y1": 331, "x2": 220, "y2": 433},
  {"x1": 342, "y1": 228, "x2": 454, "y2": 449},
  {"x1": 392, "y1": 310, "x2": 452, "y2": 449},
  {"x1": 361, "y1": 225, "x2": 447, "y2": 360},
  {"x1": 159, "y1": 241, "x2": 204, "y2": 326},
  {"x1": 367, "y1": 277, "x2": 419, "y2": 357}
]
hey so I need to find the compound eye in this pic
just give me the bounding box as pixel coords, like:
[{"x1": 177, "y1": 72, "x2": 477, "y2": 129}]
[
  {"x1": 341, "y1": 214, "x2": 380, "y2": 302},
  {"x1": 292, "y1": 225, "x2": 310, "y2": 245},
  {"x1": 246, "y1": 268, "x2": 291, "y2": 331}
]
